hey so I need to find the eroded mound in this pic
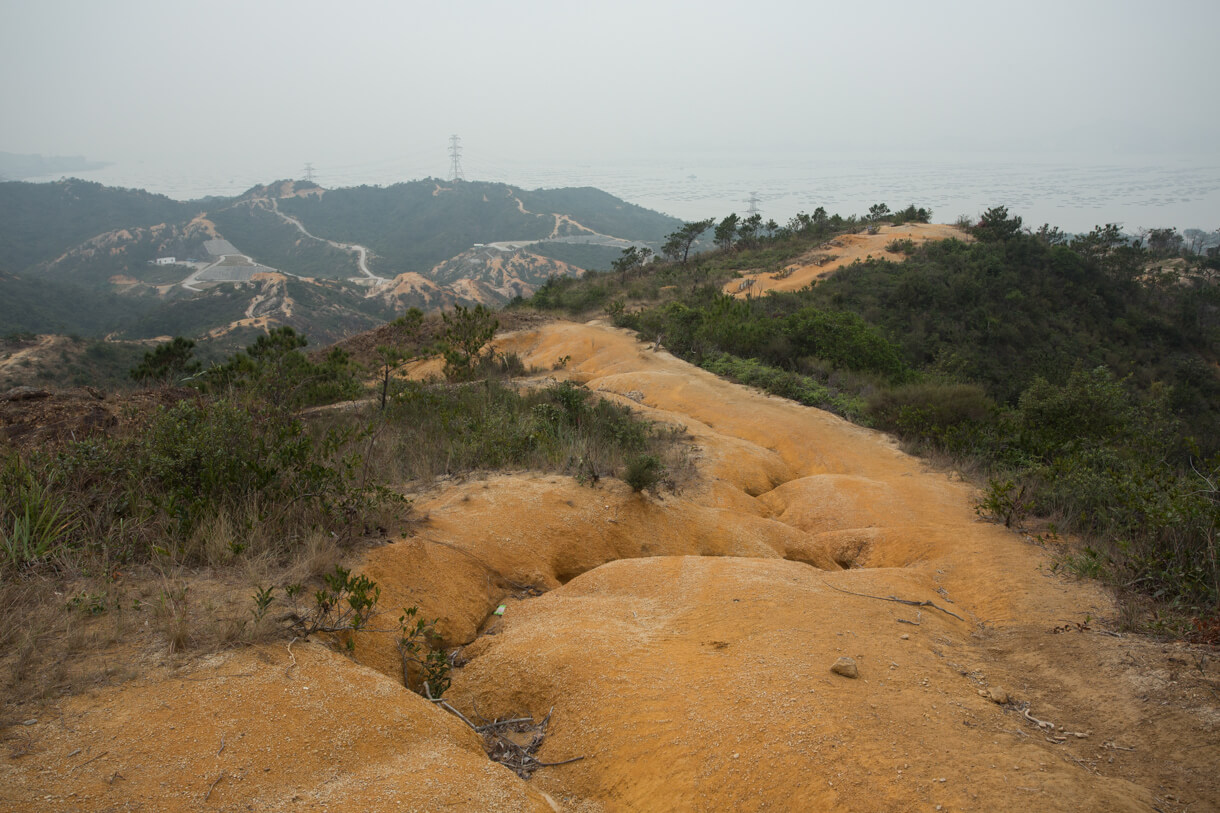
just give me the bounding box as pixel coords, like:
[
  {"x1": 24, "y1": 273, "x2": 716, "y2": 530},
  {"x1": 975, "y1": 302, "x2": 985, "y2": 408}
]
[{"x1": 3, "y1": 320, "x2": 1216, "y2": 811}]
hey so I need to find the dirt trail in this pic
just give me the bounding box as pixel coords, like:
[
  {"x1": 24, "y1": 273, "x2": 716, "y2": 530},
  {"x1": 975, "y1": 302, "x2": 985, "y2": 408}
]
[
  {"x1": 269, "y1": 198, "x2": 388, "y2": 282},
  {"x1": 0, "y1": 335, "x2": 61, "y2": 379},
  {"x1": 726, "y1": 222, "x2": 966, "y2": 297},
  {"x1": 3, "y1": 321, "x2": 1216, "y2": 811}
]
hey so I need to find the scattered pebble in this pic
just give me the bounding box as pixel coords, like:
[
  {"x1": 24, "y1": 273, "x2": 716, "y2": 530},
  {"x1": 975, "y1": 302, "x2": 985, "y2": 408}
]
[
  {"x1": 984, "y1": 687, "x2": 1010, "y2": 705},
  {"x1": 21, "y1": 719, "x2": 37, "y2": 726},
  {"x1": 900, "y1": 634, "x2": 910, "y2": 640},
  {"x1": 831, "y1": 657, "x2": 859, "y2": 679}
]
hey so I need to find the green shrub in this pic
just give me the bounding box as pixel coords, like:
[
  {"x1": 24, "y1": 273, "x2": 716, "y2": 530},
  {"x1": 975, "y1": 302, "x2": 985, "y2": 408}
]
[
  {"x1": 622, "y1": 454, "x2": 664, "y2": 493},
  {"x1": 867, "y1": 381, "x2": 995, "y2": 451},
  {"x1": 700, "y1": 353, "x2": 866, "y2": 420},
  {"x1": 974, "y1": 477, "x2": 1030, "y2": 528},
  {"x1": 0, "y1": 459, "x2": 78, "y2": 570}
]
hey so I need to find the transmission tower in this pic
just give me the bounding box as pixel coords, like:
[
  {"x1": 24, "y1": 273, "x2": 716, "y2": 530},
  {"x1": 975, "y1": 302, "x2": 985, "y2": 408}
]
[
  {"x1": 448, "y1": 135, "x2": 464, "y2": 181},
  {"x1": 746, "y1": 191, "x2": 761, "y2": 218},
  {"x1": 302, "y1": 163, "x2": 315, "y2": 183}
]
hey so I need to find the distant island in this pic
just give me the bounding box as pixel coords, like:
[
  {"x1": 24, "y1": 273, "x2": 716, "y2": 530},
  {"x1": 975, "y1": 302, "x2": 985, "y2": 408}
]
[{"x1": 0, "y1": 151, "x2": 110, "y2": 181}]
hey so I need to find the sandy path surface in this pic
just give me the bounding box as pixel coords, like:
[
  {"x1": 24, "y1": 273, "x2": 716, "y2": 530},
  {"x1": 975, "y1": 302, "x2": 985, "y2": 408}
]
[
  {"x1": 725, "y1": 222, "x2": 966, "y2": 297},
  {"x1": 3, "y1": 320, "x2": 1216, "y2": 811}
]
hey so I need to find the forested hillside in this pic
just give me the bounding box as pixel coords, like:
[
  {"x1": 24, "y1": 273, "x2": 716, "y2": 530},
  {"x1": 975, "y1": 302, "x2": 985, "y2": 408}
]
[
  {"x1": 278, "y1": 179, "x2": 681, "y2": 275},
  {"x1": 0, "y1": 178, "x2": 680, "y2": 351},
  {"x1": 0, "y1": 179, "x2": 197, "y2": 271},
  {"x1": 519, "y1": 207, "x2": 1220, "y2": 617}
]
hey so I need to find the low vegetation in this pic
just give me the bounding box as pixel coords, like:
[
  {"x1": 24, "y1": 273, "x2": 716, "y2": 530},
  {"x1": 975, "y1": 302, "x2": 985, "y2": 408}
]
[{"x1": 0, "y1": 313, "x2": 685, "y2": 703}]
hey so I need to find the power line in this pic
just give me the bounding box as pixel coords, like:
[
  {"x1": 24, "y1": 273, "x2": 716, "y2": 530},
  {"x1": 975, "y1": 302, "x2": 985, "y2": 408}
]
[
  {"x1": 448, "y1": 135, "x2": 464, "y2": 182},
  {"x1": 746, "y1": 191, "x2": 761, "y2": 217},
  {"x1": 303, "y1": 162, "x2": 315, "y2": 183}
]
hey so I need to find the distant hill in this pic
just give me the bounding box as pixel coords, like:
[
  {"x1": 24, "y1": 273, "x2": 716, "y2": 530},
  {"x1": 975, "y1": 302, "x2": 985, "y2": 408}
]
[
  {"x1": 0, "y1": 179, "x2": 196, "y2": 272},
  {"x1": 0, "y1": 176, "x2": 680, "y2": 384},
  {"x1": 276, "y1": 178, "x2": 680, "y2": 275},
  {"x1": 0, "y1": 151, "x2": 109, "y2": 181}
]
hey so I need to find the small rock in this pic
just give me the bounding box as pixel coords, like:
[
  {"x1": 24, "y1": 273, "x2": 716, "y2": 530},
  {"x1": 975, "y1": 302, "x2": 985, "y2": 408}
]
[
  {"x1": 900, "y1": 633, "x2": 910, "y2": 640},
  {"x1": 985, "y1": 687, "x2": 1010, "y2": 705},
  {"x1": 830, "y1": 657, "x2": 859, "y2": 679},
  {"x1": 21, "y1": 718, "x2": 37, "y2": 726},
  {"x1": 2, "y1": 386, "x2": 51, "y2": 402}
]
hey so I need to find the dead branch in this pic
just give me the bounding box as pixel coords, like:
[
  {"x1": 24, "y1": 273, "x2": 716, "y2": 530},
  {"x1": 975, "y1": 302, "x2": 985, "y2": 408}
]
[
  {"x1": 821, "y1": 580, "x2": 966, "y2": 621},
  {"x1": 68, "y1": 750, "x2": 108, "y2": 773},
  {"x1": 204, "y1": 771, "x2": 224, "y2": 801}
]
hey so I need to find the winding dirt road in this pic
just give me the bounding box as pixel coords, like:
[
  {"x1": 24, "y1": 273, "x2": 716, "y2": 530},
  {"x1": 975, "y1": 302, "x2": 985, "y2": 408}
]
[{"x1": 269, "y1": 198, "x2": 388, "y2": 282}]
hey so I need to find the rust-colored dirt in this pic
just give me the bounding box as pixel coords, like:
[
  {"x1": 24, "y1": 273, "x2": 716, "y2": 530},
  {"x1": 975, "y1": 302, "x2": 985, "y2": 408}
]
[
  {"x1": 3, "y1": 320, "x2": 1217, "y2": 811},
  {"x1": 725, "y1": 223, "x2": 967, "y2": 297}
]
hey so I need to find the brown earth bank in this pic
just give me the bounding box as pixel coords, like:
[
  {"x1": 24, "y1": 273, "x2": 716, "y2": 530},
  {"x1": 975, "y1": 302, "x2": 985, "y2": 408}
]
[
  {"x1": 3, "y1": 320, "x2": 1218, "y2": 811},
  {"x1": 726, "y1": 223, "x2": 968, "y2": 297}
]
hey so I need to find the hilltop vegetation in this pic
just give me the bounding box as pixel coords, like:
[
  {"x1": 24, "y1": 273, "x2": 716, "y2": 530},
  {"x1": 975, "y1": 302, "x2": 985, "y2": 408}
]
[{"x1": 517, "y1": 207, "x2": 1220, "y2": 619}]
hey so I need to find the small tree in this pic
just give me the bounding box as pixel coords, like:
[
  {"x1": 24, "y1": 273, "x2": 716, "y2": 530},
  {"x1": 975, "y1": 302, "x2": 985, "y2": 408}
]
[
  {"x1": 130, "y1": 336, "x2": 201, "y2": 385},
  {"x1": 1146, "y1": 227, "x2": 1184, "y2": 257},
  {"x1": 737, "y1": 213, "x2": 763, "y2": 249},
  {"x1": 376, "y1": 309, "x2": 424, "y2": 408},
  {"x1": 714, "y1": 214, "x2": 739, "y2": 251},
  {"x1": 662, "y1": 218, "x2": 714, "y2": 264},
  {"x1": 973, "y1": 206, "x2": 1023, "y2": 242},
  {"x1": 612, "y1": 246, "x2": 652, "y2": 281},
  {"x1": 441, "y1": 304, "x2": 498, "y2": 380}
]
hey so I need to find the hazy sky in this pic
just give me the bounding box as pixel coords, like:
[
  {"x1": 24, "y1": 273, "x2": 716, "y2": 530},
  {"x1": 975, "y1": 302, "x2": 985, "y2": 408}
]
[{"x1": 2, "y1": 0, "x2": 1218, "y2": 183}]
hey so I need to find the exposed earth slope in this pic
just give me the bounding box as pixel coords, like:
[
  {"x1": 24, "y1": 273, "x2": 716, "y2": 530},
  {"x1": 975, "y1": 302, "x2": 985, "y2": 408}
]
[
  {"x1": 3, "y1": 321, "x2": 1216, "y2": 811},
  {"x1": 725, "y1": 222, "x2": 966, "y2": 297}
]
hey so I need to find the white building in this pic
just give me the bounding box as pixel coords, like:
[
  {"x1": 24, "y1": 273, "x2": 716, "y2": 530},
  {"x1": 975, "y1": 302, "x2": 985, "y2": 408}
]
[{"x1": 153, "y1": 257, "x2": 177, "y2": 266}]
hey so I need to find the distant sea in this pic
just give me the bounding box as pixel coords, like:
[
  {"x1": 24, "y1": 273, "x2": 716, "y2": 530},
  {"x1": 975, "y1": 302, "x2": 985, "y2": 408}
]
[{"x1": 21, "y1": 151, "x2": 1220, "y2": 235}]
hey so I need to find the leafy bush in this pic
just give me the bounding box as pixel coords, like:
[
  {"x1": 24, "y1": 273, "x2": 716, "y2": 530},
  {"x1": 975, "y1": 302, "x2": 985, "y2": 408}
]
[
  {"x1": 2, "y1": 394, "x2": 385, "y2": 569},
  {"x1": 866, "y1": 381, "x2": 995, "y2": 453},
  {"x1": 441, "y1": 304, "x2": 499, "y2": 380},
  {"x1": 129, "y1": 337, "x2": 201, "y2": 385},
  {"x1": 975, "y1": 478, "x2": 1030, "y2": 528},
  {"x1": 374, "y1": 378, "x2": 672, "y2": 488},
  {"x1": 700, "y1": 353, "x2": 865, "y2": 420},
  {"x1": 0, "y1": 459, "x2": 78, "y2": 571},
  {"x1": 622, "y1": 454, "x2": 664, "y2": 493},
  {"x1": 202, "y1": 326, "x2": 361, "y2": 408}
]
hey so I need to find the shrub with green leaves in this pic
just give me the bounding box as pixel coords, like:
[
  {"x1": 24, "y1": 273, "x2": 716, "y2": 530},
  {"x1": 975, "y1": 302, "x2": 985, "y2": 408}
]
[
  {"x1": 0, "y1": 458, "x2": 78, "y2": 570},
  {"x1": 201, "y1": 326, "x2": 361, "y2": 408},
  {"x1": 622, "y1": 454, "x2": 664, "y2": 493},
  {"x1": 376, "y1": 378, "x2": 667, "y2": 488},
  {"x1": 441, "y1": 304, "x2": 499, "y2": 380}
]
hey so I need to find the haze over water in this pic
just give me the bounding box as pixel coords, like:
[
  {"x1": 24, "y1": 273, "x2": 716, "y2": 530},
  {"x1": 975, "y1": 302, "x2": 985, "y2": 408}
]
[
  {"x1": 22, "y1": 150, "x2": 1220, "y2": 236},
  {"x1": 6, "y1": 1, "x2": 1219, "y2": 235}
]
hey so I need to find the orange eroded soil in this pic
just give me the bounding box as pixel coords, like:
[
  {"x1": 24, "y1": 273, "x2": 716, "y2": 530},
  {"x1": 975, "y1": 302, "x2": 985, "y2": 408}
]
[
  {"x1": 725, "y1": 223, "x2": 966, "y2": 297},
  {"x1": 3, "y1": 320, "x2": 1216, "y2": 811}
]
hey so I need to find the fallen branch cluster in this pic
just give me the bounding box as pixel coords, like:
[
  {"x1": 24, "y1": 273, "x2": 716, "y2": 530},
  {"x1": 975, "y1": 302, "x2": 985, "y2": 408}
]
[{"x1": 426, "y1": 687, "x2": 584, "y2": 779}]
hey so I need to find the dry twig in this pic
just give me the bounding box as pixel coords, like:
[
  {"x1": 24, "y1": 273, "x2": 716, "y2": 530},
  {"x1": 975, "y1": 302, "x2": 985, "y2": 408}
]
[
  {"x1": 204, "y1": 771, "x2": 224, "y2": 801},
  {"x1": 821, "y1": 580, "x2": 966, "y2": 621}
]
